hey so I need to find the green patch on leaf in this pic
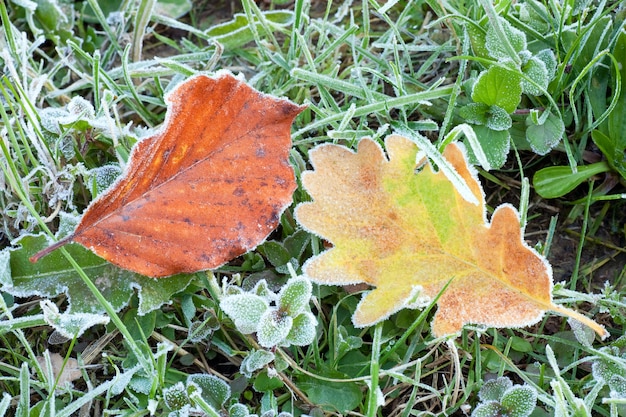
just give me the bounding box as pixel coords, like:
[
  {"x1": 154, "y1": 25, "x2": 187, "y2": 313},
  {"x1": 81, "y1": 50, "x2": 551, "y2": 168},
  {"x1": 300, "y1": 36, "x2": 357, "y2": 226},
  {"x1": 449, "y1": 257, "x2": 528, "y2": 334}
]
[
  {"x1": 468, "y1": 125, "x2": 511, "y2": 169},
  {"x1": 533, "y1": 162, "x2": 611, "y2": 199},
  {"x1": 472, "y1": 65, "x2": 522, "y2": 114},
  {"x1": 525, "y1": 111, "x2": 564, "y2": 155},
  {"x1": 298, "y1": 373, "x2": 363, "y2": 414}
]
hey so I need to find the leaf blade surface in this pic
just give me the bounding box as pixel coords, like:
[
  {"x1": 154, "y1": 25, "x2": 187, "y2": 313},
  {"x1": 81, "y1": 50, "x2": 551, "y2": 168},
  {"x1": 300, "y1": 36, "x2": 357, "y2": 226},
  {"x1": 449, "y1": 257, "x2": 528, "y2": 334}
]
[
  {"x1": 44, "y1": 72, "x2": 304, "y2": 277},
  {"x1": 296, "y1": 135, "x2": 605, "y2": 338}
]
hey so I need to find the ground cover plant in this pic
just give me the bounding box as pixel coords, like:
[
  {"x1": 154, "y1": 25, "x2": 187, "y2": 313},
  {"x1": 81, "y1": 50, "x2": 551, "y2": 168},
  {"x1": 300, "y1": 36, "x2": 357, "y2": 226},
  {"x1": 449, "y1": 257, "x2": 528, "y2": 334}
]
[{"x1": 0, "y1": 0, "x2": 625, "y2": 416}]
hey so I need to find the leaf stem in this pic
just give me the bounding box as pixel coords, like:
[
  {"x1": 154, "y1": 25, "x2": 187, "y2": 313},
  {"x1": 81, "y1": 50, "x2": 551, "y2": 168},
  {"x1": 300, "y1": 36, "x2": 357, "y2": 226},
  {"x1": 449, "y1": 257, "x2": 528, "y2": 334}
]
[
  {"x1": 551, "y1": 304, "x2": 608, "y2": 340},
  {"x1": 29, "y1": 235, "x2": 75, "y2": 263}
]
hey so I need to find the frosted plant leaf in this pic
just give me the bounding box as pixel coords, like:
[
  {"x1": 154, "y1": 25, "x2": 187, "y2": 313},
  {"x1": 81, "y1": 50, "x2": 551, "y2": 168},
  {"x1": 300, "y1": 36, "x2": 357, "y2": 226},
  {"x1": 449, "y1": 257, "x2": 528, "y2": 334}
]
[
  {"x1": 521, "y1": 57, "x2": 549, "y2": 96},
  {"x1": 525, "y1": 111, "x2": 564, "y2": 155},
  {"x1": 251, "y1": 279, "x2": 276, "y2": 301},
  {"x1": 277, "y1": 413, "x2": 293, "y2": 417},
  {"x1": 284, "y1": 312, "x2": 317, "y2": 347},
  {"x1": 188, "y1": 313, "x2": 218, "y2": 343},
  {"x1": 471, "y1": 65, "x2": 522, "y2": 114},
  {"x1": 86, "y1": 164, "x2": 122, "y2": 198},
  {"x1": 485, "y1": 105, "x2": 512, "y2": 131},
  {"x1": 110, "y1": 363, "x2": 142, "y2": 396},
  {"x1": 277, "y1": 276, "x2": 312, "y2": 316},
  {"x1": 459, "y1": 103, "x2": 489, "y2": 125},
  {"x1": 240, "y1": 349, "x2": 275, "y2": 378},
  {"x1": 518, "y1": 1, "x2": 550, "y2": 33},
  {"x1": 41, "y1": 300, "x2": 110, "y2": 339},
  {"x1": 470, "y1": 125, "x2": 511, "y2": 169},
  {"x1": 257, "y1": 309, "x2": 292, "y2": 348},
  {"x1": 156, "y1": 340, "x2": 175, "y2": 358},
  {"x1": 485, "y1": 17, "x2": 527, "y2": 60},
  {"x1": 568, "y1": 317, "x2": 594, "y2": 347},
  {"x1": 220, "y1": 293, "x2": 269, "y2": 334},
  {"x1": 129, "y1": 375, "x2": 153, "y2": 394},
  {"x1": 56, "y1": 211, "x2": 81, "y2": 239},
  {"x1": 187, "y1": 374, "x2": 230, "y2": 410},
  {"x1": 57, "y1": 135, "x2": 76, "y2": 159},
  {"x1": 40, "y1": 107, "x2": 68, "y2": 135},
  {"x1": 164, "y1": 382, "x2": 191, "y2": 410},
  {"x1": 609, "y1": 375, "x2": 626, "y2": 398},
  {"x1": 471, "y1": 401, "x2": 502, "y2": 417},
  {"x1": 64, "y1": 96, "x2": 95, "y2": 123},
  {"x1": 479, "y1": 377, "x2": 513, "y2": 402},
  {"x1": 536, "y1": 49, "x2": 556, "y2": 80},
  {"x1": 501, "y1": 385, "x2": 537, "y2": 417},
  {"x1": 229, "y1": 403, "x2": 250, "y2": 417}
]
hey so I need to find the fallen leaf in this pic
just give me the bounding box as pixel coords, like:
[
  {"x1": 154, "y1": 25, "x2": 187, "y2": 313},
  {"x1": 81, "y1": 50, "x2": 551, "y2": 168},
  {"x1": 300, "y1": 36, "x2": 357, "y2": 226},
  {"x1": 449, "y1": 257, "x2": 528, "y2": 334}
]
[
  {"x1": 295, "y1": 135, "x2": 607, "y2": 338},
  {"x1": 32, "y1": 72, "x2": 304, "y2": 277},
  {"x1": 36, "y1": 352, "x2": 82, "y2": 387}
]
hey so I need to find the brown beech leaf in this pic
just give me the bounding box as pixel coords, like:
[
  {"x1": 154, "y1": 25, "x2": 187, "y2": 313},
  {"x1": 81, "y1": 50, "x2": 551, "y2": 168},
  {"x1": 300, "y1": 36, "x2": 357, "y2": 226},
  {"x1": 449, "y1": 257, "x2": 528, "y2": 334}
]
[
  {"x1": 32, "y1": 72, "x2": 304, "y2": 277},
  {"x1": 295, "y1": 135, "x2": 607, "y2": 338}
]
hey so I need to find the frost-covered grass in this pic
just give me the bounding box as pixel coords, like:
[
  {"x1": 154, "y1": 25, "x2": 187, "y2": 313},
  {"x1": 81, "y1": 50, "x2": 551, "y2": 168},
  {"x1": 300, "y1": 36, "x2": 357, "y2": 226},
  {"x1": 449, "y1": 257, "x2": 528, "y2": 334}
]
[{"x1": 1, "y1": 0, "x2": 625, "y2": 416}]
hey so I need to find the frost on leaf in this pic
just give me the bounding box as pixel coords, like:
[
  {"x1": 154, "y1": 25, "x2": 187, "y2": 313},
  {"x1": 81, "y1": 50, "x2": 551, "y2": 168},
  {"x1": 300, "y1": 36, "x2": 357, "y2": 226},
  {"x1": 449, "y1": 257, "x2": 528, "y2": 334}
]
[
  {"x1": 472, "y1": 377, "x2": 537, "y2": 417},
  {"x1": 479, "y1": 377, "x2": 513, "y2": 402},
  {"x1": 240, "y1": 349, "x2": 275, "y2": 378},
  {"x1": 164, "y1": 382, "x2": 190, "y2": 410},
  {"x1": 41, "y1": 299, "x2": 110, "y2": 339},
  {"x1": 220, "y1": 277, "x2": 317, "y2": 348},
  {"x1": 485, "y1": 17, "x2": 527, "y2": 60},
  {"x1": 592, "y1": 336, "x2": 626, "y2": 397},
  {"x1": 277, "y1": 276, "x2": 312, "y2": 316},
  {"x1": 31, "y1": 71, "x2": 305, "y2": 277},
  {"x1": 295, "y1": 136, "x2": 607, "y2": 338},
  {"x1": 521, "y1": 56, "x2": 549, "y2": 96},
  {"x1": 220, "y1": 293, "x2": 269, "y2": 334},
  {"x1": 86, "y1": 164, "x2": 122, "y2": 197},
  {"x1": 187, "y1": 373, "x2": 230, "y2": 411},
  {"x1": 257, "y1": 309, "x2": 293, "y2": 348},
  {"x1": 285, "y1": 312, "x2": 317, "y2": 346}
]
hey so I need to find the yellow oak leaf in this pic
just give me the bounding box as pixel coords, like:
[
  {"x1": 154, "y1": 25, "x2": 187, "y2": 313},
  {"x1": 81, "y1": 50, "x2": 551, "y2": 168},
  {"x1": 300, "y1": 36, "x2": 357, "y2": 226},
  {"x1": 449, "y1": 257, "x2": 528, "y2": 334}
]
[{"x1": 295, "y1": 135, "x2": 607, "y2": 338}]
